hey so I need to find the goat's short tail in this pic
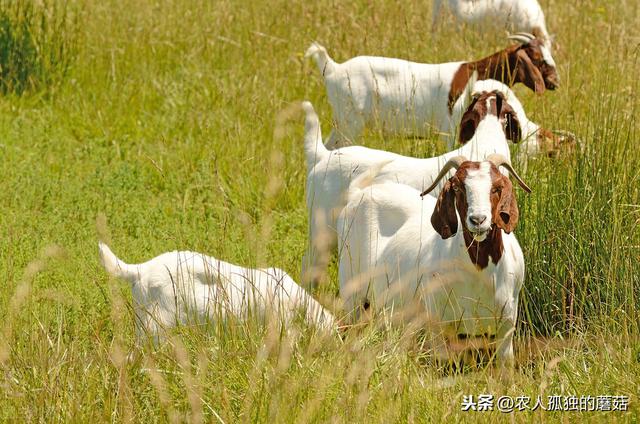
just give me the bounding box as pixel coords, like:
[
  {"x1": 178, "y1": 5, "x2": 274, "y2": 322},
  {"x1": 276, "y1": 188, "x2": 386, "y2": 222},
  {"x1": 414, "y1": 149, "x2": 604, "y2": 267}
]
[
  {"x1": 98, "y1": 242, "x2": 138, "y2": 284},
  {"x1": 305, "y1": 42, "x2": 335, "y2": 76},
  {"x1": 302, "y1": 101, "x2": 329, "y2": 168}
]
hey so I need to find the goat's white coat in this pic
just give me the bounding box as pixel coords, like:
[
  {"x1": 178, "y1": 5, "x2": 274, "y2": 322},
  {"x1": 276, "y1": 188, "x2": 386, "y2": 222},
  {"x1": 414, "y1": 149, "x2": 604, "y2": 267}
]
[
  {"x1": 305, "y1": 43, "x2": 473, "y2": 148},
  {"x1": 306, "y1": 43, "x2": 555, "y2": 149},
  {"x1": 336, "y1": 169, "x2": 525, "y2": 363},
  {"x1": 99, "y1": 242, "x2": 337, "y2": 342},
  {"x1": 301, "y1": 100, "x2": 510, "y2": 285},
  {"x1": 463, "y1": 162, "x2": 493, "y2": 236},
  {"x1": 432, "y1": 0, "x2": 553, "y2": 50}
]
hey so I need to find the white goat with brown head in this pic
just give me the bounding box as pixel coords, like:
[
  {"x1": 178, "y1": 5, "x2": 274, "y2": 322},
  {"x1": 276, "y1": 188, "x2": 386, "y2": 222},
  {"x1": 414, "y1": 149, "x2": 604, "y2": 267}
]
[
  {"x1": 337, "y1": 155, "x2": 531, "y2": 365},
  {"x1": 302, "y1": 91, "x2": 520, "y2": 287},
  {"x1": 305, "y1": 33, "x2": 557, "y2": 148}
]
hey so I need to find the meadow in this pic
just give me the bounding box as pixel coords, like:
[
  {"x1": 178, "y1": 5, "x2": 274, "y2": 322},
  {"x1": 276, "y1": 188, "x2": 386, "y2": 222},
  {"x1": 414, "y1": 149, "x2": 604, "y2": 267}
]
[{"x1": 0, "y1": 0, "x2": 639, "y2": 421}]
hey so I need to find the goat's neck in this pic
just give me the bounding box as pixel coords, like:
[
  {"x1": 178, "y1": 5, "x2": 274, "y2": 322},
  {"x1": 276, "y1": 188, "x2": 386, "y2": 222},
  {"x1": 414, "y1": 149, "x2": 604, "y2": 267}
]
[
  {"x1": 462, "y1": 115, "x2": 505, "y2": 147},
  {"x1": 447, "y1": 47, "x2": 519, "y2": 113},
  {"x1": 458, "y1": 225, "x2": 504, "y2": 270},
  {"x1": 469, "y1": 47, "x2": 519, "y2": 86}
]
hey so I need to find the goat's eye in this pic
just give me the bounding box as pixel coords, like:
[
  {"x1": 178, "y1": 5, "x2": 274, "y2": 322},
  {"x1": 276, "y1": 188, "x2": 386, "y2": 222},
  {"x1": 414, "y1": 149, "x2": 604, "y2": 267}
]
[
  {"x1": 492, "y1": 187, "x2": 502, "y2": 194},
  {"x1": 452, "y1": 185, "x2": 459, "y2": 192}
]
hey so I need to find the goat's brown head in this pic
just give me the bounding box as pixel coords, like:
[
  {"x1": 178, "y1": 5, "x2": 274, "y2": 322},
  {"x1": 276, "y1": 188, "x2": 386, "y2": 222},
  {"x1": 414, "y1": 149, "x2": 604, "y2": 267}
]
[
  {"x1": 459, "y1": 90, "x2": 522, "y2": 145},
  {"x1": 535, "y1": 128, "x2": 578, "y2": 158},
  {"x1": 421, "y1": 155, "x2": 531, "y2": 244},
  {"x1": 507, "y1": 33, "x2": 559, "y2": 93}
]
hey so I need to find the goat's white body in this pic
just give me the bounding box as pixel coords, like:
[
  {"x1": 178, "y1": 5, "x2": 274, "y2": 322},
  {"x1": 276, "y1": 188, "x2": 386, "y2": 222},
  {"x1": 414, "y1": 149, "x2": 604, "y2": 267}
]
[
  {"x1": 301, "y1": 101, "x2": 510, "y2": 285},
  {"x1": 308, "y1": 43, "x2": 556, "y2": 150},
  {"x1": 433, "y1": 0, "x2": 552, "y2": 49},
  {"x1": 99, "y1": 243, "x2": 337, "y2": 341},
  {"x1": 306, "y1": 43, "x2": 472, "y2": 147},
  {"x1": 337, "y1": 180, "x2": 524, "y2": 362}
]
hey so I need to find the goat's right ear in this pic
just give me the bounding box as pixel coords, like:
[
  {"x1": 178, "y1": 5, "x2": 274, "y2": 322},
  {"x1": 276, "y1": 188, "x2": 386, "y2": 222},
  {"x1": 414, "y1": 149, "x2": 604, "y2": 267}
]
[
  {"x1": 516, "y1": 49, "x2": 545, "y2": 94},
  {"x1": 458, "y1": 107, "x2": 480, "y2": 145},
  {"x1": 431, "y1": 181, "x2": 458, "y2": 239}
]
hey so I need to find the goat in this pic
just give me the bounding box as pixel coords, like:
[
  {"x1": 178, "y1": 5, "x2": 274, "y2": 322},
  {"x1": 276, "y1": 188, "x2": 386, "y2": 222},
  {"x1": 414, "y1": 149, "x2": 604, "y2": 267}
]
[
  {"x1": 305, "y1": 33, "x2": 558, "y2": 148},
  {"x1": 432, "y1": 0, "x2": 553, "y2": 51},
  {"x1": 453, "y1": 79, "x2": 574, "y2": 159},
  {"x1": 302, "y1": 92, "x2": 520, "y2": 287},
  {"x1": 98, "y1": 242, "x2": 337, "y2": 343},
  {"x1": 337, "y1": 154, "x2": 531, "y2": 365}
]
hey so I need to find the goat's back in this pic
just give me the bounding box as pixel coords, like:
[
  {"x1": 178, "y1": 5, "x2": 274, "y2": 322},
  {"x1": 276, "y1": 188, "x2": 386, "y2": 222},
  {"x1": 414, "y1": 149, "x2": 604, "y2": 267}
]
[{"x1": 323, "y1": 55, "x2": 464, "y2": 137}]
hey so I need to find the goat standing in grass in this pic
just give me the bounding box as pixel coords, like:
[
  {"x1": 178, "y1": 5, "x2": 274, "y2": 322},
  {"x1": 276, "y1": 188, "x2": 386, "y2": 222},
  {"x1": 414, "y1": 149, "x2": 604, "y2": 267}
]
[
  {"x1": 337, "y1": 155, "x2": 531, "y2": 365},
  {"x1": 432, "y1": 0, "x2": 554, "y2": 52},
  {"x1": 302, "y1": 91, "x2": 521, "y2": 287},
  {"x1": 306, "y1": 34, "x2": 557, "y2": 148}
]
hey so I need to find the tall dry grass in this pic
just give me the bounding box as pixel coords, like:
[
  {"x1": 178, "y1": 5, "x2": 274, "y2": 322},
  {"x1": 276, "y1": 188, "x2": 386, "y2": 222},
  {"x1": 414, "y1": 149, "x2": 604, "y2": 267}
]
[{"x1": 0, "y1": 0, "x2": 638, "y2": 421}]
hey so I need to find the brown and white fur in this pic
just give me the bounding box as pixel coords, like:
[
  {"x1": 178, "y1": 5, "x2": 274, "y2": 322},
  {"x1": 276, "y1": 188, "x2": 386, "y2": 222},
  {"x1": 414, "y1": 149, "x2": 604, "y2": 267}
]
[
  {"x1": 453, "y1": 79, "x2": 574, "y2": 159},
  {"x1": 302, "y1": 92, "x2": 519, "y2": 287},
  {"x1": 305, "y1": 34, "x2": 558, "y2": 148},
  {"x1": 337, "y1": 155, "x2": 531, "y2": 365}
]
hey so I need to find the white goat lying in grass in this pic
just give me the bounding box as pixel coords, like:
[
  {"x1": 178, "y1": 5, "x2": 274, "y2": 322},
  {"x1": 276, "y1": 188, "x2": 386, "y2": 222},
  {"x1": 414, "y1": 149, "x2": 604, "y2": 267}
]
[
  {"x1": 98, "y1": 242, "x2": 337, "y2": 343},
  {"x1": 337, "y1": 155, "x2": 531, "y2": 365},
  {"x1": 302, "y1": 92, "x2": 519, "y2": 287},
  {"x1": 432, "y1": 0, "x2": 554, "y2": 51}
]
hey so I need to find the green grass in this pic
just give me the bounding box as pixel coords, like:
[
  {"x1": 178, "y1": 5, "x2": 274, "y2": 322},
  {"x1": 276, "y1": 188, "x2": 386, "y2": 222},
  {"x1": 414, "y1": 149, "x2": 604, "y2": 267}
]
[
  {"x1": 0, "y1": 0, "x2": 639, "y2": 421},
  {"x1": 0, "y1": 0, "x2": 77, "y2": 94}
]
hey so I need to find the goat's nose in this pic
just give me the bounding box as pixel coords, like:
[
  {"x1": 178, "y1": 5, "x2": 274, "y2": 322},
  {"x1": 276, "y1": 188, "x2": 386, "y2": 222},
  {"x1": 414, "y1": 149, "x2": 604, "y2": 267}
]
[
  {"x1": 546, "y1": 75, "x2": 560, "y2": 89},
  {"x1": 469, "y1": 215, "x2": 487, "y2": 226}
]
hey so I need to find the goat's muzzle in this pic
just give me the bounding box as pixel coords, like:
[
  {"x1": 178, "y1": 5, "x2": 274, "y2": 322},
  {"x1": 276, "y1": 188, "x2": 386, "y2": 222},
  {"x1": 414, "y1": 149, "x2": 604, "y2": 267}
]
[{"x1": 545, "y1": 74, "x2": 560, "y2": 90}]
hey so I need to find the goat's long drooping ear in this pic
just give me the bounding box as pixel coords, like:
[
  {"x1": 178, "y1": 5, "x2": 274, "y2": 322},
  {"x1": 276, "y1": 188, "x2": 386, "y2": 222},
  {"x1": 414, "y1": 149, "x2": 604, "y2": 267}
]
[
  {"x1": 459, "y1": 110, "x2": 480, "y2": 145},
  {"x1": 516, "y1": 49, "x2": 545, "y2": 94},
  {"x1": 498, "y1": 99, "x2": 522, "y2": 143},
  {"x1": 431, "y1": 181, "x2": 458, "y2": 239},
  {"x1": 458, "y1": 96, "x2": 481, "y2": 145},
  {"x1": 494, "y1": 178, "x2": 519, "y2": 233}
]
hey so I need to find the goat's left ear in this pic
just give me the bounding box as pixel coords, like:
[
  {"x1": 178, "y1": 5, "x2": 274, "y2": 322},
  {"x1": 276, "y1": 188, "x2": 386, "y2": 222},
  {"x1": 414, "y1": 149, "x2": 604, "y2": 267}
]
[
  {"x1": 517, "y1": 49, "x2": 545, "y2": 94},
  {"x1": 499, "y1": 101, "x2": 522, "y2": 143},
  {"x1": 494, "y1": 178, "x2": 519, "y2": 233},
  {"x1": 459, "y1": 110, "x2": 480, "y2": 145}
]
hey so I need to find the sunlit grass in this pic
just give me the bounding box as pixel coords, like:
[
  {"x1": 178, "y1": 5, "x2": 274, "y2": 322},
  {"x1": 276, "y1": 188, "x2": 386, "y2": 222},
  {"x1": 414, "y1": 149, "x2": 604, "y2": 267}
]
[
  {"x1": 0, "y1": 0, "x2": 638, "y2": 421},
  {"x1": 0, "y1": 0, "x2": 77, "y2": 94}
]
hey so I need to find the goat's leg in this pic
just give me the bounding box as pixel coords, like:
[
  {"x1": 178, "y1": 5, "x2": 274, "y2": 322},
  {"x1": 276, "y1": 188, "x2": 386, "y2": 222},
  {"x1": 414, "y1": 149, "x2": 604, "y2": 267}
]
[
  {"x1": 326, "y1": 107, "x2": 366, "y2": 149},
  {"x1": 301, "y1": 211, "x2": 337, "y2": 290},
  {"x1": 495, "y1": 321, "x2": 516, "y2": 368},
  {"x1": 431, "y1": 0, "x2": 444, "y2": 32}
]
